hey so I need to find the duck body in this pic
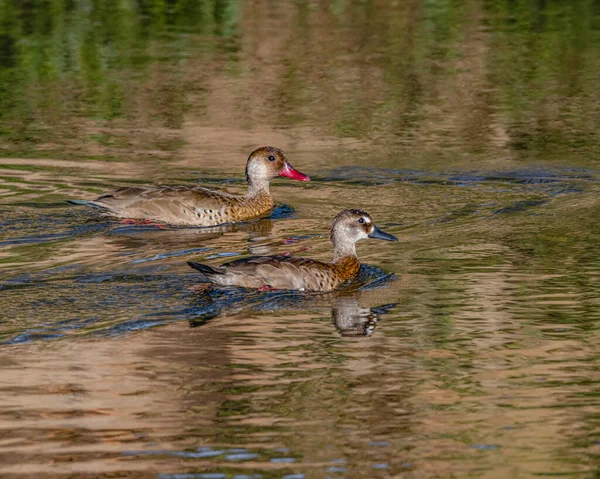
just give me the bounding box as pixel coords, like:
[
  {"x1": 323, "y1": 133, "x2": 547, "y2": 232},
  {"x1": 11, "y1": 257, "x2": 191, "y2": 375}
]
[
  {"x1": 188, "y1": 209, "x2": 398, "y2": 293},
  {"x1": 75, "y1": 185, "x2": 275, "y2": 227},
  {"x1": 68, "y1": 147, "x2": 309, "y2": 226},
  {"x1": 188, "y1": 254, "x2": 360, "y2": 292}
]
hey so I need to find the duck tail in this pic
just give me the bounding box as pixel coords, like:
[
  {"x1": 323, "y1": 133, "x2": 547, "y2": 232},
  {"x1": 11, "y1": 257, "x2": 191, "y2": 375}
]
[
  {"x1": 67, "y1": 199, "x2": 110, "y2": 211},
  {"x1": 187, "y1": 261, "x2": 224, "y2": 283}
]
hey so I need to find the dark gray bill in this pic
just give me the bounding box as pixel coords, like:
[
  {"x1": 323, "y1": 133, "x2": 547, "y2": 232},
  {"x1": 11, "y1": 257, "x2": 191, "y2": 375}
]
[{"x1": 368, "y1": 225, "x2": 398, "y2": 242}]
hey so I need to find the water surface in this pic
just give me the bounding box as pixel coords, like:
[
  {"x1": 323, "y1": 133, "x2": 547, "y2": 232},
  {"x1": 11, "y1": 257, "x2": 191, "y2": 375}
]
[{"x1": 1, "y1": 1, "x2": 600, "y2": 477}]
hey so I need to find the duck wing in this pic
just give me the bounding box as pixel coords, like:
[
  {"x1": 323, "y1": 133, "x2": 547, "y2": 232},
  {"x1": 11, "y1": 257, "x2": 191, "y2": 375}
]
[
  {"x1": 84, "y1": 186, "x2": 244, "y2": 225},
  {"x1": 96, "y1": 185, "x2": 241, "y2": 209},
  {"x1": 214, "y1": 255, "x2": 341, "y2": 292}
]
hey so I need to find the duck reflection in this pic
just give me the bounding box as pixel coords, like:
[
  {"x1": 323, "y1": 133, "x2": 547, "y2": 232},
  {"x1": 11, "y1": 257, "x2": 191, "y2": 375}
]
[
  {"x1": 103, "y1": 212, "x2": 277, "y2": 249},
  {"x1": 53, "y1": 208, "x2": 286, "y2": 272},
  {"x1": 186, "y1": 265, "x2": 398, "y2": 337},
  {"x1": 331, "y1": 296, "x2": 396, "y2": 337}
]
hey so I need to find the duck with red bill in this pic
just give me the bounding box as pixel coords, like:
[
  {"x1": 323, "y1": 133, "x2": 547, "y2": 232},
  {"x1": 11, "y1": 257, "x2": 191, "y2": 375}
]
[{"x1": 67, "y1": 146, "x2": 310, "y2": 226}]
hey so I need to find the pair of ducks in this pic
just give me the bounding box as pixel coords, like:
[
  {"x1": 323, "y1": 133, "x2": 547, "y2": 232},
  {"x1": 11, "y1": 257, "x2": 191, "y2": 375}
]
[{"x1": 70, "y1": 147, "x2": 397, "y2": 292}]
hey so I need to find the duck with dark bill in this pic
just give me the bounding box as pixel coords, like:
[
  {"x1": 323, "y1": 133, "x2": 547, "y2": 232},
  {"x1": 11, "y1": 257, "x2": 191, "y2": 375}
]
[{"x1": 188, "y1": 209, "x2": 397, "y2": 292}]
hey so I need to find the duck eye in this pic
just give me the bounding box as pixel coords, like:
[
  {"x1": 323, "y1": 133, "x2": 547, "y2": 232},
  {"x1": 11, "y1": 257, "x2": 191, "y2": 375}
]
[
  {"x1": 268, "y1": 155, "x2": 276, "y2": 162},
  {"x1": 358, "y1": 218, "x2": 365, "y2": 224}
]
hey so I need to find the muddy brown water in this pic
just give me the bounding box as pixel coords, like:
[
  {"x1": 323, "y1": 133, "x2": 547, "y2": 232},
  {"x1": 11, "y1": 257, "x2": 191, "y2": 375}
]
[{"x1": 1, "y1": 1, "x2": 600, "y2": 478}]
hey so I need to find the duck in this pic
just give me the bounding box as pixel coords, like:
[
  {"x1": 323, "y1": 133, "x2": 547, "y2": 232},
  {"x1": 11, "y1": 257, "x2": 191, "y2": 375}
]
[
  {"x1": 187, "y1": 209, "x2": 398, "y2": 292},
  {"x1": 67, "y1": 146, "x2": 309, "y2": 226}
]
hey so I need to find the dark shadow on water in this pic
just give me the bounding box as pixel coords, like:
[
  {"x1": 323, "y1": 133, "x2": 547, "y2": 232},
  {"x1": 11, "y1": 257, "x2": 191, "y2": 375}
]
[
  {"x1": 320, "y1": 166, "x2": 595, "y2": 196},
  {"x1": 492, "y1": 199, "x2": 548, "y2": 215},
  {"x1": 0, "y1": 212, "x2": 110, "y2": 247}
]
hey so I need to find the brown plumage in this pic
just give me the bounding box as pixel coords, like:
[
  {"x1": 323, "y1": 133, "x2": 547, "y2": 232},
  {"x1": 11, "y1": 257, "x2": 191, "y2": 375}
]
[
  {"x1": 67, "y1": 147, "x2": 309, "y2": 226},
  {"x1": 187, "y1": 209, "x2": 398, "y2": 292}
]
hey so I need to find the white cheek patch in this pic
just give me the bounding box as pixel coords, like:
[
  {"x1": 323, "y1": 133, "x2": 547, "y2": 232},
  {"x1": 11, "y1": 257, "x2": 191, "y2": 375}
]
[{"x1": 248, "y1": 160, "x2": 269, "y2": 179}]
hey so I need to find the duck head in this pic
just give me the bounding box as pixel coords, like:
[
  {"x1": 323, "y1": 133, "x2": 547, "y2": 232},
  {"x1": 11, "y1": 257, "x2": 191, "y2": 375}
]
[
  {"x1": 245, "y1": 147, "x2": 310, "y2": 193},
  {"x1": 330, "y1": 209, "x2": 397, "y2": 260}
]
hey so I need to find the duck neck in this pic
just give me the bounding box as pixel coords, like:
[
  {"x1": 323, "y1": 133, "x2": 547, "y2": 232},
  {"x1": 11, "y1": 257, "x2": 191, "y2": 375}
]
[
  {"x1": 332, "y1": 243, "x2": 357, "y2": 263},
  {"x1": 331, "y1": 245, "x2": 360, "y2": 281},
  {"x1": 246, "y1": 178, "x2": 271, "y2": 199}
]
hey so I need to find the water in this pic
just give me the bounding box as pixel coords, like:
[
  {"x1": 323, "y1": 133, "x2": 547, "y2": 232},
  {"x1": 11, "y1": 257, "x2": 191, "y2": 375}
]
[{"x1": 2, "y1": 0, "x2": 600, "y2": 477}]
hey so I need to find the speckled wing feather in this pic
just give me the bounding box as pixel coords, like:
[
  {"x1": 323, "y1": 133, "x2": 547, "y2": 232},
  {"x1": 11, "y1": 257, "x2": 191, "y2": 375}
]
[
  {"x1": 95, "y1": 185, "x2": 242, "y2": 209},
  {"x1": 88, "y1": 186, "x2": 259, "y2": 226}
]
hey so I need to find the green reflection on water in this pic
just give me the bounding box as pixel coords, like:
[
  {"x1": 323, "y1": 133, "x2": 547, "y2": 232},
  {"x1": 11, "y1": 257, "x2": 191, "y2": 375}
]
[
  {"x1": 0, "y1": 0, "x2": 240, "y2": 153},
  {"x1": 0, "y1": 0, "x2": 598, "y2": 159},
  {"x1": 486, "y1": 0, "x2": 600, "y2": 152}
]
